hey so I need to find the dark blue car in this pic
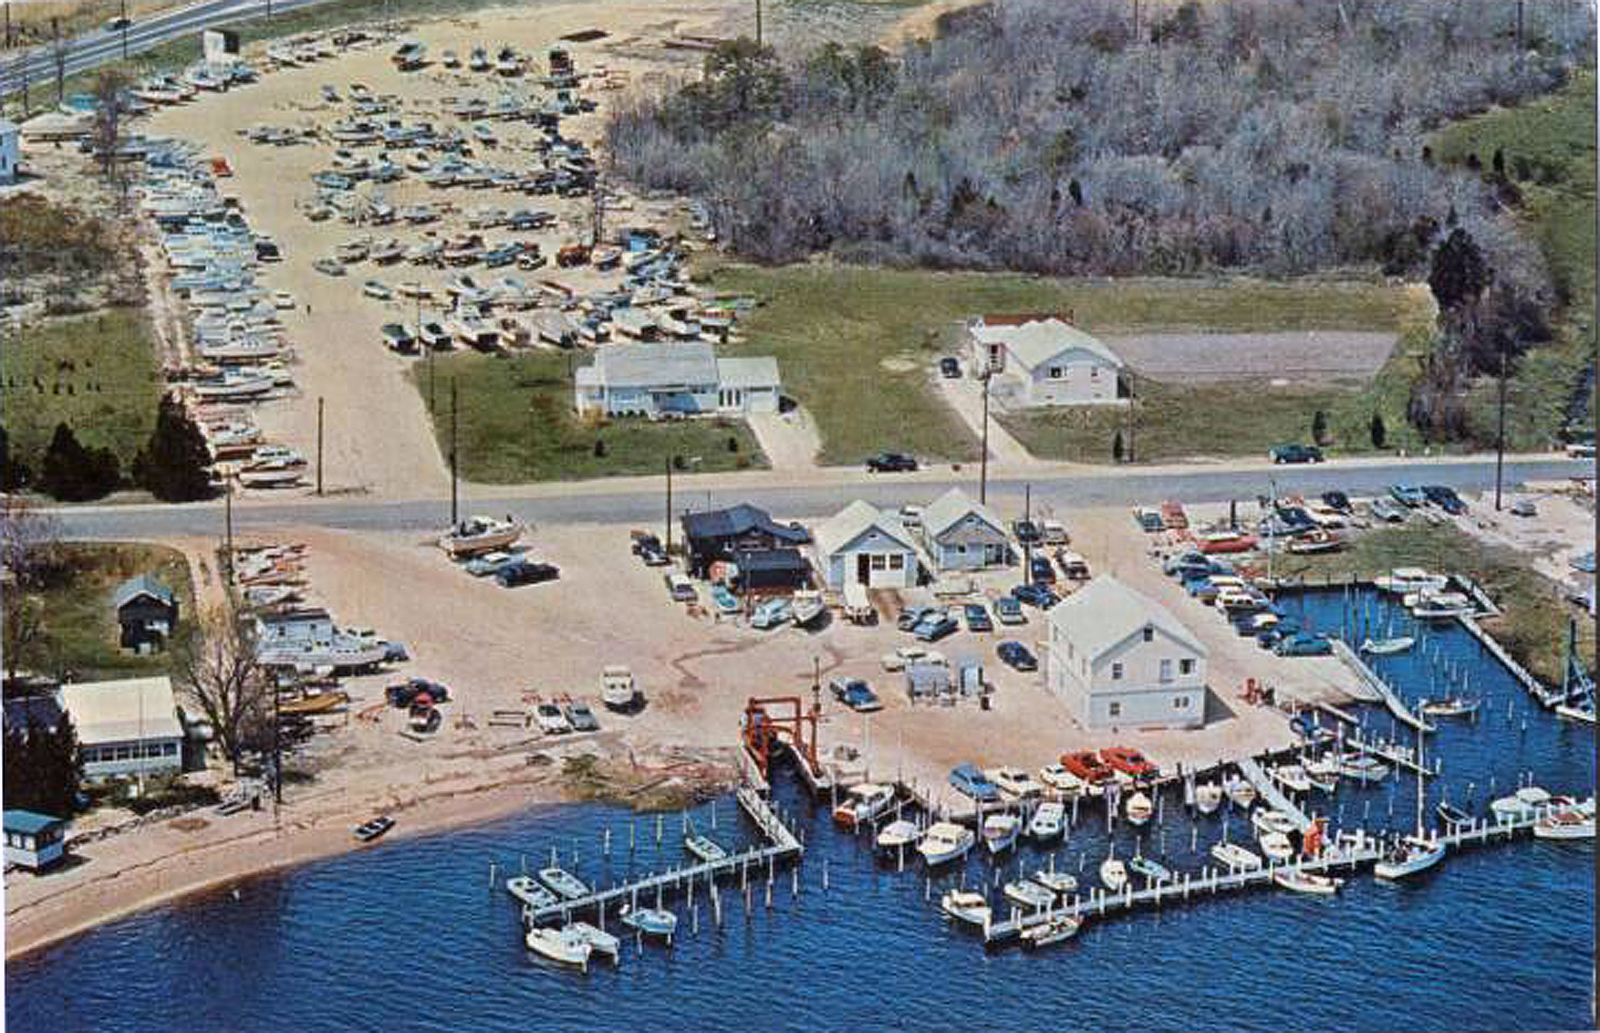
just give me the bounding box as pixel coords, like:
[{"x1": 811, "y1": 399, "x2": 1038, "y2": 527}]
[
  {"x1": 997, "y1": 641, "x2": 1037, "y2": 671},
  {"x1": 1013, "y1": 584, "x2": 1059, "y2": 609}
]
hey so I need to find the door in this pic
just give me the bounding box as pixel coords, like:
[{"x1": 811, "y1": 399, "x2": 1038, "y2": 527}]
[{"x1": 856, "y1": 554, "x2": 870, "y2": 585}]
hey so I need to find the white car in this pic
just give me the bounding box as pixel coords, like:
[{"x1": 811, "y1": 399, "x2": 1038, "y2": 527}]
[
  {"x1": 881, "y1": 646, "x2": 946, "y2": 671},
  {"x1": 1041, "y1": 520, "x2": 1069, "y2": 545},
  {"x1": 986, "y1": 766, "x2": 1044, "y2": 800},
  {"x1": 273, "y1": 290, "x2": 295, "y2": 309},
  {"x1": 362, "y1": 280, "x2": 393, "y2": 300},
  {"x1": 1037, "y1": 764, "x2": 1084, "y2": 794},
  {"x1": 534, "y1": 702, "x2": 571, "y2": 735}
]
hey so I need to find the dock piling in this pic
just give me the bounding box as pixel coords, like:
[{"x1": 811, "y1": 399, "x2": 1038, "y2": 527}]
[{"x1": 489, "y1": 861, "x2": 497, "y2": 890}]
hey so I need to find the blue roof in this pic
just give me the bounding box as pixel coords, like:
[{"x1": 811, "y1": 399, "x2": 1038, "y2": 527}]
[
  {"x1": 4, "y1": 810, "x2": 66, "y2": 833},
  {"x1": 112, "y1": 574, "x2": 176, "y2": 611}
]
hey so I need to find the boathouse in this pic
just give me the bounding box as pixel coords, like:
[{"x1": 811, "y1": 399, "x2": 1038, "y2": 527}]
[
  {"x1": 112, "y1": 575, "x2": 179, "y2": 651},
  {"x1": 1046, "y1": 576, "x2": 1208, "y2": 730},
  {"x1": 58, "y1": 676, "x2": 185, "y2": 780},
  {"x1": 3, "y1": 811, "x2": 68, "y2": 871}
]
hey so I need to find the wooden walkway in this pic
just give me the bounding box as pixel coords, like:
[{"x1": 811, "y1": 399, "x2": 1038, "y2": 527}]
[
  {"x1": 1331, "y1": 640, "x2": 1435, "y2": 733},
  {"x1": 512, "y1": 786, "x2": 802, "y2": 924},
  {"x1": 1460, "y1": 616, "x2": 1563, "y2": 708},
  {"x1": 1233, "y1": 757, "x2": 1312, "y2": 831},
  {"x1": 1341, "y1": 729, "x2": 1435, "y2": 776}
]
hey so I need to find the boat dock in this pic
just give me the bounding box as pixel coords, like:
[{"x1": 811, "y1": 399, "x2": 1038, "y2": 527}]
[
  {"x1": 1460, "y1": 616, "x2": 1563, "y2": 708},
  {"x1": 1340, "y1": 728, "x2": 1436, "y2": 776},
  {"x1": 513, "y1": 785, "x2": 803, "y2": 925},
  {"x1": 1331, "y1": 640, "x2": 1435, "y2": 733},
  {"x1": 982, "y1": 807, "x2": 1559, "y2": 944},
  {"x1": 1233, "y1": 757, "x2": 1312, "y2": 831}
]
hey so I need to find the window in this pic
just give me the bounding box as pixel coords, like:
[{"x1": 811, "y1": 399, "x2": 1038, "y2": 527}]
[
  {"x1": 1180, "y1": 659, "x2": 1195, "y2": 676},
  {"x1": 1142, "y1": 626, "x2": 1154, "y2": 642},
  {"x1": 889, "y1": 554, "x2": 904, "y2": 569},
  {"x1": 1174, "y1": 696, "x2": 1189, "y2": 709},
  {"x1": 1109, "y1": 702, "x2": 1122, "y2": 717},
  {"x1": 1159, "y1": 659, "x2": 1173, "y2": 683},
  {"x1": 1048, "y1": 366, "x2": 1063, "y2": 379},
  {"x1": 115, "y1": 746, "x2": 132, "y2": 760},
  {"x1": 1111, "y1": 662, "x2": 1124, "y2": 681},
  {"x1": 164, "y1": 742, "x2": 178, "y2": 756},
  {"x1": 870, "y1": 555, "x2": 887, "y2": 571}
]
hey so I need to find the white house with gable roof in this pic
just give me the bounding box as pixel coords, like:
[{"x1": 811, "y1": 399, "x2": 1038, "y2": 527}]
[
  {"x1": 574, "y1": 342, "x2": 780, "y2": 417},
  {"x1": 967, "y1": 313, "x2": 1125, "y2": 407},
  {"x1": 918, "y1": 487, "x2": 1010, "y2": 571},
  {"x1": 1046, "y1": 576, "x2": 1208, "y2": 730},
  {"x1": 813, "y1": 500, "x2": 919, "y2": 590}
]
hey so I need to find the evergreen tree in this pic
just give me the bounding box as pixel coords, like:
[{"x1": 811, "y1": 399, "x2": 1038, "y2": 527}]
[
  {"x1": 134, "y1": 396, "x2": 214, "y2": 501},
  {"x1": 1112, "y1": 430, "x2": 1125, "y2": 462},
  {"x1": 1428, "y1": 228, "x2": 1491, "y2": 314},
  {"x1": 1311, "y1": 409, "x2": 1329, "y2": 446},
  {"x1": 38, "y1": 423, "x2": 120, "y2": 502},
  {"x1": 0, "y1": 425, "x2": 30, "y2": 491},
  {"x1": 1369, "y1": 412, "x2": 1388, "y2": 449}
]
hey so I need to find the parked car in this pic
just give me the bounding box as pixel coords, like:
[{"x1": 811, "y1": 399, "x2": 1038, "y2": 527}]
[
  {"x1": 1422, "y1": 485, "x2": 1467, "y2": 514},
  {"x1": 1275, "y1": 631, "x2": 1333, "y2": 657},
  {"x1": 1010, "y1": 519, "x2": 1042, "y2": 546},
  {"x1": 829, "y1": 678, "x2": 882, "y2": 712},
  {"x1": 313, "y1": 258, "x2": 346, "y2": 276},
  {"x1": 996, "y1": 640, "x2": 1037, "y2": 671},
  {"x1": 362, "y1": 280, "x2": 393, "y2": 300},
  {"x1": 1029, "y1": 556, "x2": 1056, "y2": 584},
  {"x1": 380, "y1": 322, "x2": 416, "y2": 352},
  {"x1": 1055, "y1": 550, "x2": 1090, "y2": 580},
  {"x1": 993, "y1": 596, "x2": 1025, "y2": 625},
  {"x1": 913, "y1": 610, "x2": 959, "y2": 642},
  {"x1": 1369, "y1": 498, "x2": 1408, "y2": 523},
  {"x1": 1132, "y1": 506, "x2": 1165, "y2": 532},
  {"x1": 1061, "y1": 750, "x2": 1113, "y2": 786},
  {"x1": 881, "y1": 645, "x2": 935, "y2": 672},
  {"x1": 564, "y1": 700, "x2": 600, "y2": 732},
  {"x1": 533, "y1": 702, "x2": 571, "y2": 734},
  {"x1": 495, "y1": 560, "x2": 558, "y2": 587},
  {"x1": 1389, "y1": 483, "x2": 1427, "y2": 507},
  {"x1": 866, "y1": 452, "x2": 918, "y2": 472},
  {"x1": 387, "y1": 677, "x2": 450, "y2": 707},
  {"x1": 1509, "y1": 499, "x2": 1537, "y2": 517},
  {"x1": 1321, "y1": 490, "x2": 1352, "y2": 512},
  {"x1": 1040, "y1": 519, "x2": 1069, "y2": 545},
  {"x1": 751, "y1": 597, "x2": 793, "y2": 629},
  {"x1": 897, "y1": 605, "x2": 934, "y2": 632},
  {"x1": 987, "y1": 766, "x2": 1044, "y2": 800},
  {"x1": 1099, "y1": 746, "x2": 1159, "y2": 780},
  {"x1": 664, "y1": 572, "x2": 698, "y2": 603},
  {"x1": 948, "y1": 763, "x2": 1000, "y2": 803},
  {"x1": 939, "y1": 357, "x2": 961, "y2": 378},
  {"x1": 1270, "y1": 443, "x2": 1324, "y2": 464},
  {"x1": 464, "y1": 550, "x2": 513, "y2": 576},
  {"x1": 1012, "y1": 583, "x2": 1059, "y2": 609},
  {"x1": 273, "y1": 290, "x2": 296, "y2": 310},
  {"x1": 419, "y1": 321, "x2": 451, "y2": 350},
  {"x1": 963, "y1": 603, "x2": 993, "y2": 632}
]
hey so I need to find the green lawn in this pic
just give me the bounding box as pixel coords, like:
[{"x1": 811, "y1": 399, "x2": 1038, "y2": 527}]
[
  {"x1": 1269, "y1": 522, "x2": 1594, "y2": 688},
  {"x1": 1, "y1": 309, "x2": 162, "y2": 476},
  {"x1": 705, "y1": 264, "x2": 1422, "y2": 465},
  {"x1": 13, "y1": 542, "x2": 196, "y2": 682},
  {"x1": 1433, "y1": 67, "x2": 1597, "y2": 445},
  {"x1": 409, "y1": 351, "x2": 766, "y2": 482}
]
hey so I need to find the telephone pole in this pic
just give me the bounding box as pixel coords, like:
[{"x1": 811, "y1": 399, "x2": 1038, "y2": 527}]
[
  {"x1": 449, "y1": 378, "x2": 459, "y2": 525},
  {"x1": 315, "y1": 396, "x2": 325, "y2": 495},
  {"x1": 979, "y1": 373, "x2": 991, "y2": 505},
  {"x1": 664, "y1": 455, "x2": 674, "y2": 552},
  {"x1": 1494, "y1": 345, "x2": 1508, "y2": 510},
  {"x1": 755, "y1": 0, "x2": 763, "y2": 47},
  {"x1": 223, "y1": 481, "x2": 234, "y2": 582}
]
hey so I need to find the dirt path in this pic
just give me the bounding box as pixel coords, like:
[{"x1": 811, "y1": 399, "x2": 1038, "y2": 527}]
[
  {"x1": 746, "y1": 407, "x2": 823, "y2": 471},
  {"x1": 935, "y1": 372, "x2": 1037, "y2": 467}
]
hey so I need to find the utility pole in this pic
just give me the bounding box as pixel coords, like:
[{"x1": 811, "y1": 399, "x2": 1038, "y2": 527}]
[
  {"x1": 1494, "y1": 344, "x2": 1508, "y2": 510},
  {"x1": 449, "y1": 378, "x2": 459, "y2": 525},
  {"x1": 665, "y1": 454, "x2": 674, "y2": 552},
  {"x1": 223, "y1": 481, "x2": 234, "y2": 582},
  {"x1": 1126, "y1": 384, "x2": 1135, "y2": 463},
  {"x1": 120, "y1": 0, "x2": 128, "y2": 60},
  {"x1": 1023, "y1": 483, "x2": 1033, "y2": 583},
  {"x1": 755, "y1": 0, "x2": 763, "y2": 48},
  {"x1": 315, "y1": 396, "x2": 325, "y2": 495},
  {"x1": 979, "y1": 373, "x2": 991, "y2": 505},
  {"x1": 50, "y1": 17, "x2": 63, "y2": 105}
]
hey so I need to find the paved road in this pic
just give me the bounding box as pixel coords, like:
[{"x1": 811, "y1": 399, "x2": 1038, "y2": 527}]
[{"x1": 48, "y1": 457, "x2": 1592, "y2": 540}]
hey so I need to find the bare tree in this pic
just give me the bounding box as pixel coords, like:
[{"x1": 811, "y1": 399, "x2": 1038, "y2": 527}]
[
  {"x1": 174, "y1": 604, "x2": 269, "y2": 775},
  {"x1": 2, "y1": 593, "x2": 47, "y2": 682},
  {"x1": 50, "y1": 17, "x2": 65, "y2": 106},
  {"x1": 0, "y1": 496, "x2": 61, "y2": 590},
  {"x1": 91, "y1": 69, "x2": 130, "y2": 198}
]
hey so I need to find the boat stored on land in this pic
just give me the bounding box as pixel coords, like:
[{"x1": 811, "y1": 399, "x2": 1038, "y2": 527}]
[
  {"x1": 353, "y1": 816, "x2": 394, "y2": 842},
  {"x1": 440, "y1": 515, "x2": 523, "y2": 556},
  {"x1": 601, "y1": 665, "x2": 641, "y2": 713}
]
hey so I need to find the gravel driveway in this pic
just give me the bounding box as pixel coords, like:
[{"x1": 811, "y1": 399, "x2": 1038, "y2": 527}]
[{"x1": 1102, "y1": 331, "x2": 1397, "y2": 384}]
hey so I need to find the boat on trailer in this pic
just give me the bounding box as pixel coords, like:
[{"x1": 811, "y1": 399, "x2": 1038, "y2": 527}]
[{"x1": 439, "y1": 515, "x2": 524, "y2": 556}]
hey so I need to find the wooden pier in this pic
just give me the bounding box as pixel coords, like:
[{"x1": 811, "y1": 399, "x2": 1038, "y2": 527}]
[
  {"x1": 1331, "y1": 640, "x2": 1435, "y2": 733},
  {"x1": 1233, "y1": 757, "x2": 1312, "y2": 831},
  {"x1": 1460, "y1": 616, "x2": 1563, "y2": 708},
  {"x1": 512, "y1": 785, "x2": 803, "y2": 925},
  {"x1": 1340, "y1": 729, "x2": 1436, "y2": 776}
]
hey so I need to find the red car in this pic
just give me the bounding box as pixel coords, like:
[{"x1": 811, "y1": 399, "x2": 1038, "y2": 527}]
[
  {"x1": 1060, "y1": 750, "x2": 1113, "y2": 785},
  {"x1": 1100, "y1": 746, "x2": 1159, "y2": 780}
]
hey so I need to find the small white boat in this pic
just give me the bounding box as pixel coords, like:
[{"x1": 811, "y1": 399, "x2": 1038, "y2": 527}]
[
  {"x1": 1534, "y1": 801, "x2": 1596, "y2": 840},
  {"x1": 619, "y1": 904, "x2": 677, "y2": 940},
  {"x1": 1020, "y1": 915, "x2": 1081, "y2": 948},
  {"x1": 1210, "y1": 841, "x2": 1262, "y2": 870},
  {"x1": 1125, "y1": 791, "x2": 1154, "y2": 826},
  {"x1": 1251, "y1": 809, "x2": 1299, "y2": 837},
  {"x1": 440, "y1": 515, "x2": 523, "y2": 556},
  {"x1": 1099, "y1": 855, "x2": 1128, "y2": 892},
  {"x1": 1027, "y1": 801, "x2": 1066, "y2": 842},
  {"x1": 1272, "y1": 869, "x2": 1342, "y2": 895},
  {"x1": 1418, "y1": 695, "x2": 1481, "y2": 718},
  {"x1": 1127, "y1": 855, "x2": 1172, "y2": 884},
  {"x1": 1491, "y1": 785, "x2": 1552, "y2": 822},
  {"x1": 833, "y1": 783, "x2": 895, "y2": 830},
  {"x1": 1258, "y1": 831, "x2": 1295, "y2": 861},
  {"x1": 1030, "y1": 869, "x2": 1079, "y2": 896},
  {"x1": 1374, "y1": 568, "x2": 1449, "y2": 595},
  {"x1": 1225, "y1": 779, "x2": 1257, "y2": 808},
  {"x1": 1373, "y1": 835, "x2": 1446, "y2": 879},
  {"x1": 1303, "y1": 758, "x2": 1341, "y2": 792},
  {"x1": 1361, "y1": 636, "x2": 1415, "y2": 655},
  {"x1": 790, "y1": 590, "x2": 826, "y2": 627},
  {"x1": 525, "y1": 925, "x2": 592, "y2": 968},
  {"x1": 1337, "y1": 753, "x2": 1391, "y2": 783},
  {"x1": 537, "y1": 867, "x2": 589, "y2": 901},
  {"x1": 918, "y1": 822, "x2": 974, "y2": 866},
  {"x1": 982, "y1": 813, "x2": 1022, "y2": 855},
  {"x1": 684, "y1": 834, "x2": 728, "y2": 863},
  {"x1": 566, "y1": 922, "x2": 619, "y2": 963},
  {"x1": 1194, "y1": 782, "x2": 1224, "y2": 815},
  {"x1": 1555, "y1": 699, "x2": 1596, "y2": 724},
  {"x1": 1405, "y1": 590, "x2": 1475, "y2": 620},
  {"x1": 1003, "y1": 879, "x2": 1056, "y2": 911},
  {"x1": 876, "y1": 819, "x2": 921, "y2": 851},
  {"x1": 506, "y1": 876, "x2": 559, "y2": 910},
  {"x1": 940, "y1": 889, "x2": 991, "y2": 927},
  {"x1": 1271, "y1": 765, "x2": 1312, "y2": 794}
]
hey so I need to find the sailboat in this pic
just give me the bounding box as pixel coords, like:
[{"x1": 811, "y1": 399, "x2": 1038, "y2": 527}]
[
  {"x1": 1374, "y1": 738, "x2": 1446, "y2": 880},
  {"x1": 1194, "y1": 782, "x2": 1224, "y2": 815},
  {"x1": 1361, "y1": 636, "x2": 1415, "y2": 655}
]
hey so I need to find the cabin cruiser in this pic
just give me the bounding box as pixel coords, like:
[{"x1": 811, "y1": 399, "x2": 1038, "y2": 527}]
[
  {"x1": 917, "y1": 822, "x2": 974, "y2": 866},
  {"x1": 439, "y1": 515, "x2": 523, "y2": 556},
  {"x1": 1374, "y1": 567, "x2": 1450, "y2": 595}
]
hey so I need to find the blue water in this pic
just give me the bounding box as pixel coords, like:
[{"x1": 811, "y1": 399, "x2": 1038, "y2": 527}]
[{"x1": 7, "y1": 589, "x2": 1594, "y2": 1033}]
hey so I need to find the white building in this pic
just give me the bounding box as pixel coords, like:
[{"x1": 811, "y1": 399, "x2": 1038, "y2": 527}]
[
  {"x1": 918, "y1": 487, "x2": 1010, "y2": 571},
  {"x1": 1046, "y1": 577, "x2": 1207, "y2": 730},
  {"x1": 58, "y1": 676, "x2": 185, "y2": 780},
  {"x1": 0, "y1": 120, "x2": 20, "y2": 184},
  {"x1": 967, "y1": 314, "x2": 1124, "y2": 407},
  {"x1": 574, "y1": 342, "x2": 780, "y2": 418},
  {"x1": 813, "y1": 500, "x2": 919, "y2": 590}
]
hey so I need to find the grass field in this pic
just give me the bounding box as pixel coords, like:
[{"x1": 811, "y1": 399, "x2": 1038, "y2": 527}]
[
  {"x1": 1433, "y1": 67, "x2": 1597, "y2": 447},
  {"x1": 1270, "y1": 522, "x2": 1595, "y2": 689},
  {"x1": 409, "y1": 351, "x2": 766, "y2": 482},
  {"x1": 14, "y1": 542, "x2": 196, "y2": 682},
  {"x1": 705, "y1": 264, "x2": 1425, "y2": 466},
  {"x1": 1, "y1": 310, "x2": 162, "y2": 477}
]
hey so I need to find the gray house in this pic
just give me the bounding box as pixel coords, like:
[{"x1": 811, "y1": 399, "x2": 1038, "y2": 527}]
[
  {"x1": 58, "y1": 676, "x2": 185, "y2": 780},
  {"x1": 112, "y1": 575, "x2": 179, "y2": 651},
  {"x1": 813, "y1": 500, "x2": 919, "y2": 590},
  {"x1": 574, "y1": 342, "x2": 780, "y2": 418},
  {"x1": 919, "y1": 488, "x2": 1010, "y2": 571}
]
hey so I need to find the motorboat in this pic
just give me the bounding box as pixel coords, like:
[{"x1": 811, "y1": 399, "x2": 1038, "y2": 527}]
[
  {"x1": 790, "y1": 590, "x2": 826, "y2": 627},
  {"x1": 506, "y1": 876, "x2": 559, "y2": 910},
  {"x1": 1303, "y1": 758, "x2": 1341, "y2": 792},
  {"x1": 1534, "y1": 800, "x2": 1595, "y2": 840},
  {"x1": 1272, "y1": 869, "x2": 1342, "y2": 895},
  {"x1": 1271, "y1": 765, "x2": 1312, "y2": 794},
  {"x1": 1210, "y1": 841, "x2": 1262, "y2": 870},
  {"x1": 600, "y1": 665, "x2": 641, "y2": 713},
  {"x1": 1337, "y1": 753, "x2": 1391, "y2": 783},
  {"x1": 940, "y1": 889, "x2": 991, "y2": 927},
  {"x1": 1030, "y1": 869, "x2": 1078, "y2": 896},
  {"x1": 566, "y1": 922, "x2": 620, "y2": 964},
  {"x1": 439, "y1": 515, "x2": 523, "y2": 556},
  {"x1": 353, "y1": 816, "x2": 394, "y2": 842},
  {"x1": 1027, "y1": 801, "x2": 1066, "y2": 842},
  {"x1": 982, "y1": 813, "x2": 1021, "y2": 855},
  {"x1": 1224, "y1": 778, "x2": 1256, "y2": 808},
  {"x1": 1405, "y1": 590, "x2": 1475, "y2": 620},
  {"x1": 832, "y1": 783, "x2": 895, "y2": 830},
  {"x1": 1127, "y1": 855, "x2": 1172, "y2": 884},
  {"x1": 1003, "y1": 879, "x2": 1056, "y2": 911},
  {"x1": 1020, "y1": 916, "x2": 1081, "y2": 948},
  {"x1": 1258, "y1": 831, "x2": 1295, "y2": 861},
  {"x1": 1374, "y1": 568, "x2": 1449, "y2": 595},
  {"x1": 1286, "y1": 529, "x2": 1344, "y2": 554},
  {"x1": 1374, "y1": 835, "x2": 1446, "y2": 879},
  {"x1": 537, "y1": 867, "x2": 589, "y2": 901},
  {"x1": 1361, "y1": 636, "x2": 1416, "y2": 655},
  {"x1": 256, "y1": 632, "x2": 388, "y2": 670},
  {"x1": 525, "y1": 925, "x2": 592, "y2": 969},
  {"x1": 1099, "y1": 854, "x2": 1128, "y2": 892},
  {"x1": 876, "y1": 819, "x2": 921, "y2": 852},
  {"x1": 684, "y1": 834, "x2": 728, "y2": 864},
  {"x1": 917, "y1": 822, "x2": 974, "y2": 866},
  {"x1": 1491, "y1": 785, "x2": 1552, "y2": 822},
  {"x1": 1419, "y1": 695, "x2": 1480, "y2": 718},
  {"x1": 1251, "y1": 809, "x2": 1299, "y2": 836},
  {"x1": 1194, "y1": 783, "x2": 1224, "y2": 815},
  {"x1": 618, "y1": 904, "x2": 677, "y2": 940},
  {"x1": 1125, "y1": 791, "x2": 1154, "y2": 826}
]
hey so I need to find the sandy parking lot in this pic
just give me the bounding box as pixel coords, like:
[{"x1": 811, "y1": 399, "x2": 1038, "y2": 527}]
[{"x1": 1102, "y1": 331, "x2": 1398, "y2": 385}]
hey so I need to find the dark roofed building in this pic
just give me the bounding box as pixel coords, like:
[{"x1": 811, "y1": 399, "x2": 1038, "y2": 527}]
[
  {"x1": 728, "y1": 548, "x2": 812, "y2": 593},
  {"x1": 679, "y1": 504, "x2": 811, "y2": 580},
  {"x1": 112, "y1": 575, "x2": 179, "y2": 652}
]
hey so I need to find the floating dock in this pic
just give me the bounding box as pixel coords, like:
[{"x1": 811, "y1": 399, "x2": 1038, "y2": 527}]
[
  {"x1": 1233, "y1": 757, "x2": 1311, "y2": 831},
  {"x1": 1331, "y1": 640, "x2": 1435, "y2": 733}
]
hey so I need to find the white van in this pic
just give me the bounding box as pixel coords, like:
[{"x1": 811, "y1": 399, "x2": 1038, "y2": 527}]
[{"x1": 664, "y1": 572, "x2": 698, "y2": 603}]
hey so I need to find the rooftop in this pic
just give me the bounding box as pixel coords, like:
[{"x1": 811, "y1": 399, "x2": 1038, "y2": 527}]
[
  {"x1": 921, "y1": 487, "x2": 1005, "y2": 541},
  {"x1": 814, "y1": 500, "x2": 914, "y2": 559},
  {"x1": 681, "y1": 504, "x2": 811, "y2": 546},
  {"x1": 587, "y1": 342, "x2": 716, "y2": 388},
  {"x1": 57, "y1": 676, "x2": 184, "y2": 746},
  {"x1": 112, "y1": 574, "x2": 177, "y2": 611},
  {"x1": 971, "y1": 315, "x2": 1122, "y2": 370},
  {"x1": 716, "y1": 356, "x2": 780, "y2": 390},
  {"x1": 1047, "y1": 575, "x2": 1206, "y2": 661},
  {"x1": 3, "y1": 810, "x2": 67, "y2": 834}
]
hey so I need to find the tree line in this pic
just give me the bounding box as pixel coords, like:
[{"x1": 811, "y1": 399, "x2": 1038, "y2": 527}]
[{"x1": 1, "y1": 395, "x2": 215, "y2": 502}]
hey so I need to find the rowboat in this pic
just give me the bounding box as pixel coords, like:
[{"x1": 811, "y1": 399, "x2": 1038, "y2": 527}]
[
  {"x1": 982, "y1": 813, "x2": 1021, "y2": 855},
  {"x1": 940, "y1": 889, "x2": 991, "y2": 927},
  {"x1": 1210, "y1": 841, "x2": 1262, "y2": 870},
  {"x1": 1272, "y1": 869, "x2": 1342, "y2": 895},
  {"x1": 1337, "y1": 753, "x2": 1391, "y2": 783},
  {"x1": 1020, "y1": 915, "x2": 1081, "y2": 948},
  {"x1": 618, "y1": 904, "x2": 677, "y2": 941},
  {"x1": 684, "y1": 834, "x2": 728, "y2": 864},
  {"x1": 525, "y1": 925, "x2": 592, "y2": 969},
  {"x1": 1374, "y1": 835, "x2": 1446, "y2": 879},
  {"x1": 1251, "y1": 809, "x2": 1299, "y2": 837},
  {"x1": 917, "y1": 822, "x2": 974, "y2": 866},
  {"x1": 1030, "y1": 869, "x2": 1079, "y2": 896},
  {"x1": 1361, "y1": 636, "x2": 1415, "y2": 655},
  {"x1": 1125, "y1": 791, "x2": 1154, "y2": 826},
  {"x1": 1027, "y1": 801, "x2": 1066, "y2": 842},
  {"x1": 1003, "y1": 879, "x2": 1056, "y2": 911},
  {"x1": 1194, "y1": 782, "x2": 1224, "y2": 814},
  {"x1": 1099, "y1": 855, "x2": 1128, "y2": 892},
  {"x1": 1225, "y1": 779, "x2": 1256, "y2": 808},
  {"x1": 1419, "y1": 695, "x2": 1480, "y2": 718},
  {"x1": 1127, "y1": 855, "x2": 1172, "y2": 884},
  {"x1": 537, "y1": 867, "x2": 589, "y2": 901},
  {"x1": 353, "y1": 816, "x2": 394, "y2": 842}
]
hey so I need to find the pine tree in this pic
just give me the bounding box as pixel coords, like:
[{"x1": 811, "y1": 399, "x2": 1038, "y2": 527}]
[
  {"x1": 38, "y1": 423, "x2": 120, "y2": 502},
  {"x1": 134, "y1": 396, "x2": 214, "y2": 501},
  {"x1": 0, "y1": 425, "x2": 29, "y2": 491},
  {"x1": 1369, "y1": 412, "x2": 1387, "y2": 449},
  {"x1": 1112, "y1": 430, "x2": 1125, "y2": 463},
  {"x1": 1311, "y1": 409, "x2": 1329, "y2": 446}
]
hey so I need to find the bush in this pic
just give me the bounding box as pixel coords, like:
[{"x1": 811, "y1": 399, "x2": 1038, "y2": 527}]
[
  {"x1": 726, "y1": 435, "x2": 739, "y2": 453},
  {"x1": 1311, "y1": 409, "x2": 1329, "y2": 446}
]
